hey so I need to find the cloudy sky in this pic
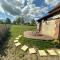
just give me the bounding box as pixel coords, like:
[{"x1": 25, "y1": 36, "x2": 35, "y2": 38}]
[{"x1": 0, "y1": 0, "x2": 60, "y2": 21}]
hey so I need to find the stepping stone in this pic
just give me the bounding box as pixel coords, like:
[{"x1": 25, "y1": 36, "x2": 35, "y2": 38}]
[
  {"x1": 29, "y1": 48, "x2": 36, "y2": 54},
  {"x1": 38, "y1": 50, "x2": 47, "y2": 56},
  {"x1": 47, "y1": 50, "x2": 57, "y2": 56},
  {"x1": 15, "y1": 37, "x2": 19, "y2": 40},
  {"x1": 21, "y1": 45, "x2": 28, "y2": 51},
  {"x1": 18, "y1": 35, "x2": 22, "y2": 38},
  {"x1": 14, "y1": 40, "x2": 18, "y2": 43},
  {"x1": 15, "y1": 42, "x2": 21, "y2": 47},
  {"x1": 56, "y1": 49, "x2": 60, "y2": 55},
  {"x1": 56, "y1": 50, "x2": 60, "y2": 60}
]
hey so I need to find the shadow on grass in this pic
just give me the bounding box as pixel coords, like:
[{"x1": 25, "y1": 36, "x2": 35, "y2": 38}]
[
  {"x1": 0, "y1": 27, "x2": 11, "y2": 57},
  {"x1": 20, "y1": 37, "x2": 56, "y2": 49}
]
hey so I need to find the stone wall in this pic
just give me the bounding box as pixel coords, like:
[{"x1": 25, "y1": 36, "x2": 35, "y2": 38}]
[{"x1": 40, "y1": 18, "x2": 60, "y2": 39}]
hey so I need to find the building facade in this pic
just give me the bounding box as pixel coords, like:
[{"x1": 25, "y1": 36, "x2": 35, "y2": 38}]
[{"x1": 37, "y1": 5, "x2": 60, "y2": 39}]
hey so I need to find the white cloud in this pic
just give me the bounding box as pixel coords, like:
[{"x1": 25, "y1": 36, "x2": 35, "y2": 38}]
[
  {"x1": 51, "y1": 0, "x2": 60, "y2": 6},
  {"x1": 34, "y1": 18, "x2": 39, "y2": 20},
  {"x1": 27, "y1": 0, "x2": 34, "y2": 4},
  {"x1": 0, "y1": 4, "x2": 5, "y2": 13},
  {"x1": 45, "y1": 0, "x2": 53, "y2": 4},
  {"x1": 27, "y1": 5, "x2": 49, "y2": 19},
  {"x1": 41, "y1": 7, "x2": 49, "y2": 13},
  {"x1": 21, "y1": 0, "x2": 25, "y2": 4},
  {"x1": 16, "y1": 0, "x2": 20, "y2": 2},
  {"x1": 45, "y1": 0, "x2": 60, "y2": 6},
  {"x1": 1, "y1": 0, "x2": 59, "y2": 21},
  {"x1": 0, "y1": 0, "x2": 49, "y2": 21},
  {"x1": 21, "y1": 5, "x2": 30, "y2": 15}
]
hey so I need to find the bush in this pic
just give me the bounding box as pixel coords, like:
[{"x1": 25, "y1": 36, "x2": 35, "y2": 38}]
[{"x1": 0, "y1": 24, "x2": 10, "y2": 45}]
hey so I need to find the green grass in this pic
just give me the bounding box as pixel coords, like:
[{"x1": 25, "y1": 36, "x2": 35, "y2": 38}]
[
  {"x1": 10, "y1": 25, "x2": 35, "y2": 38},
  {"x1": 10, "y1": 25, "x2": 55, "y2": 49}
]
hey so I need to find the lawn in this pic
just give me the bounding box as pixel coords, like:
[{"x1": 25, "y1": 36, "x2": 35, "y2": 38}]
[
  {"x1": 10, "y1": 25, "x2": 55, "y2": 49},
  {"x1": 0, "y1": 25, "x2": 56, "y2": 60}
]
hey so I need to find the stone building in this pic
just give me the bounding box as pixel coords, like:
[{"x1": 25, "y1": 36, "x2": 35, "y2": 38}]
[
  {"x1": 24, "y1": 4, "x2": 60, "y2": 40},
  {"x1": 37, "y1": 4, "x2": 60, "y2": 39}
]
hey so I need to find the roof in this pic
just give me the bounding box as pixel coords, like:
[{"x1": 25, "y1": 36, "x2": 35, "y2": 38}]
[{"x1": 38, "y1": 4, "x2": 60, "y2": 22}]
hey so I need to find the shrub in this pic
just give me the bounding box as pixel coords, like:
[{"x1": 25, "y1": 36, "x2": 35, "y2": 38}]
[{"x1": 0, "y1": 24, "x2": 10, "y2": 45}]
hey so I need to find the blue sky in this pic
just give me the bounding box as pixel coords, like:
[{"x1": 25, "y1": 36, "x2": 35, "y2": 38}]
[
  {"x1": 0, "y1": 0, "x2": 60, "y2": 21},
  {"x1": 33, "y1": 0, "x2": 47, "y2": 7}
]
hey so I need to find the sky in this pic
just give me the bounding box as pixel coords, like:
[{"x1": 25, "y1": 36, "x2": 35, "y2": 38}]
[{"x1": 0, "y1": 0, "x2": 60, "y2": 21}]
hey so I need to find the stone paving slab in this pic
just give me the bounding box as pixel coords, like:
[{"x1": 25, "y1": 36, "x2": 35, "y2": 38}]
[
  {"x1": 18, "y1": 35, "x2": 22, "y2": 38},
  {"x1": 29, "y1": 48, "x2": 36, "y2": 54},
  {"x1": 56, "y1": 50, "x2": 60, "y2": 60},
  {"x1": 15, "y1": 37, "x2": 20, "y2": 40},
  {"x1": 38, "y1": 50, "x2": 47, "y2": 56},
  {"x1": 56, "y1": 49, "x2": 60, "y2": 55},
  {"x1": 14, "y1": 40, "x2": 18, "y2": 43},
  {"x1": 15, "y1": 42, "x2": 21, "y2": 47},
  {"x1": 47, "y1": 50, "x2": 57, "y2": 56},
  {"x1": 21, "y1": 45, "x2": 28, "y2": 51}
]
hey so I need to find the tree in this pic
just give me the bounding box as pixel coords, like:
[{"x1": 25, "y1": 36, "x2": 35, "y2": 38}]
[
  {"x1": 15, "y1": 17, "x2": 21, "y2": 24},
  {"x1": 21, "y1": 17, "x2": 25, "y2": 24},
  {"x1": 5, "y1": 18, "x2": 11, "y2": 24},
  {"x1": 0, "y1": 20, "x2": 3, "y2": 24},
  {"x1": 31, "y1": 19, "x2": 36, "y2": 26},
  {"x1": 15, "y1": 16, "x2": 25, "y2": 25},
  {"x1": 13, "y1": 20, "x2": 16, "y2": 24}
]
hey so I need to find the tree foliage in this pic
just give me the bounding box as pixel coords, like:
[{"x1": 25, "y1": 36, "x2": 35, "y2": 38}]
[
  {"x1": 13, "y1": 20, "x2": 16, "y2": 24},
  {"x1": 0, "y1": 20, "x2": 3, "y2": 24},
  {"x1": 16, "y1": 17, "x2": 21, "y2": 24},
  {"x1": 14, "y1": 16, "x2": 25, "y2": 25},
  {"x1": 5, "y1": 18, "x2": 11, "y2": 24},
  {"x1": 31, "y1": 19, "x2": 36, "y2": 26}
]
